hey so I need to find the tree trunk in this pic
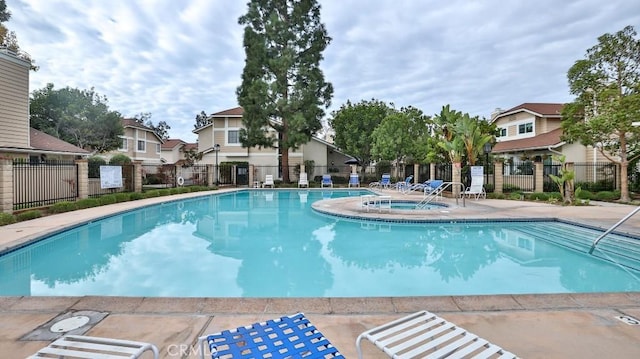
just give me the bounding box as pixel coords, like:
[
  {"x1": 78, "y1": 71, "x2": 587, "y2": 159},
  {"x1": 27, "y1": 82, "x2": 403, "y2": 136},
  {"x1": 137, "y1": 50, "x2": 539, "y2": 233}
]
[{"x1": 620, "y1": 160, "x2": 630, "y2": 202}]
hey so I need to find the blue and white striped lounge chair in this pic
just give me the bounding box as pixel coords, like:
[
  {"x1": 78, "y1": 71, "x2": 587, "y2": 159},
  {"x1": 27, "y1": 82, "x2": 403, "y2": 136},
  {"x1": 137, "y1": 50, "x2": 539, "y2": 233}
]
[
  {"x1": 348, "y1": 173, "x2": 360, "y2": 187},
  {"x1": 198, "y1": 313, "x2": 345, "y2": 359},
  {"x1": 321, "y1": 174, "x2": 333, "y2": 187},
  {"x1": 396, "y1": 175, "x2": 413, "y2": 191},
  {"x1": 356, "y1": 310, "x2": 518, "y2": 359}
]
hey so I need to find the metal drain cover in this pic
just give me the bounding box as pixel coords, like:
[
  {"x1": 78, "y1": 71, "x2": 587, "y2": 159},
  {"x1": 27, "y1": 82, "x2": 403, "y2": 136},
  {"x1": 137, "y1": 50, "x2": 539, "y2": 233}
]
[
  {"x1": 21, "y1": 310, "x2": 109, "y2": 341},
  {"x1": 50, "y1": 315, "x2": 91, "y2": 332}
]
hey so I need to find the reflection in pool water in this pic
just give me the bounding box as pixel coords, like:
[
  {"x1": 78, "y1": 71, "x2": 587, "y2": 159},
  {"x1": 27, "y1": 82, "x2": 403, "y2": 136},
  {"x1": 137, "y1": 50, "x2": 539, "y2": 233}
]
[{"x1": 0, "y1": 190, "x2": 639, "y2": 297}]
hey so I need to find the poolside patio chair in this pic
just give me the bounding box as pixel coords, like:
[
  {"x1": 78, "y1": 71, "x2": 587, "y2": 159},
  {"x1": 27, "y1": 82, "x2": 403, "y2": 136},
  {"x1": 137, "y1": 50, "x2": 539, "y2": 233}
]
[
  {"x1": 396, "y1": 175, "x2": 413, "y2": 192},
  {"x1": 30, "y1": 335, "x2": 159, "y2": 359},
  {"x1": 464, "y1": 176, "x2": 486, "y2": 199},
  {"x1": 263, "y1": 174, "x2": 274, "y2": 188},
  {"x1": 298, "y1": 172, "x2": 309, "y2": 188},
  {"x1": 356, "y1": 310, "x2": 518, "y2": 359},
  {"x1": 321, "y1": 174, "x2": 333, "y2": 188},
  {"x1": 424, "y1": 179, "x2": 444, "y2": 195},
  {"x1": 198, "y1": 313, "x2": 345, "y2": 359},
  {"x1": 348, "y1": 173, "x2": 360, "y2": 187},
  {"x1": 377, "y1": 173, "x2": 391, "y2": 189}
]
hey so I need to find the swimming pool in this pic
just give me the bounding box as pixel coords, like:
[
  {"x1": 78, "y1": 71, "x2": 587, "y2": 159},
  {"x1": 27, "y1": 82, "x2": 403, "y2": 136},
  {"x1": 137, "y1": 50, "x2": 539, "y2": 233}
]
[{"x1": 1, "y1": 189, "x2": 639, "y2": 297}]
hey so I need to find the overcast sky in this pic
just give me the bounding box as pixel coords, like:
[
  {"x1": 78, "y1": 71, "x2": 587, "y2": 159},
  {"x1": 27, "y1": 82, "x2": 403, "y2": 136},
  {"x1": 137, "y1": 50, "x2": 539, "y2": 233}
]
[{"x1": 6, "y1": 0, "x2": 640, "y2": 143}]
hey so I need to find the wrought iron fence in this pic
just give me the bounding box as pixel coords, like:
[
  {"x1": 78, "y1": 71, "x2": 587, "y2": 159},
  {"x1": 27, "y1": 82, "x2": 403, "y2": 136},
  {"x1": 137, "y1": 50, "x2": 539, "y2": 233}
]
[
  {"x1": 142, "y1": 164, "x2": 177, "y2": 188},
  {"x1": 176, "y1": 165, "x2": 208, "y2": 186},
  {"x1": 544, "y1": 162, "x2": 617, "y2": 192},
  {"x1": 13, "y1": 160, "x2": 78, "y2": 209},
  {"x1": 502, "y1": 160, "x2": 535, "y2": 192},
  {"x1": 88, "y1": 164, "x2": 135, "y2": 197}
]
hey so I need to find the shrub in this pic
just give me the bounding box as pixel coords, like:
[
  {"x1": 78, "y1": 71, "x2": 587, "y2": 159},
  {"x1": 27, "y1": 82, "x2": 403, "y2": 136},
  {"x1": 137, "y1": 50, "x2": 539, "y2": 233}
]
[
  {"x1": 508, "y1": 192, "x2": 523, "y2": 200},
  {"x1": 575, "y1": 188, "x2": 594, "y2": 200},
  {"x1": 114, "y1": 192, "x2": 131, "y2": 202},
  {"x1": 0, "y1": 213, "x2": 16, "y2": 226},
  {"x1": 49, "y1": 201, "x2": 78, "y2": 214},
  {"x1": 76, "y1": 198, "x2": 101, "y2": 209},
  {"x1": 129, "y1": 192, "x2": 144, "y2": 200},
  {"x1": 16, "y1": 210, "x2": 42, "y2": 221},
  {"x1": 488, "y1": 192, "x2": 506, "y2": 199},
  {"x1": 99, "y1": 195, "x2": 117, "y2": 205},
  {"x1": 144, "y1": 190, "x2": 161, "y2": 198},
  {"x1": 109, "y1": 154, "x2": 132, "y2": 165},
  {"x1": 157, "y1": 189, "x2": 171, "y2": 196},
  {"x1": 595, "y1": 191, "x2": 619, "y2": 201},
  {"x1": 528, "y1": 192, "x2": 549, "y2": 201}
]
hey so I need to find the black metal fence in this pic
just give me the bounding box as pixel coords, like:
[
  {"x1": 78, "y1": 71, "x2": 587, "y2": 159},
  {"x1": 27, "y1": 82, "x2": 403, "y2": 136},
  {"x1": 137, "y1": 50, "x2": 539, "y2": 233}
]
[
  {"x1": 543, "y1": 161, "x2": 617, "y2": 192},
  {"x1": 142, "y1": 164, "x2": 177, "y2": 188},
  {"x1": 13, "y1": 160, "x2": 78, "y2": 210}
]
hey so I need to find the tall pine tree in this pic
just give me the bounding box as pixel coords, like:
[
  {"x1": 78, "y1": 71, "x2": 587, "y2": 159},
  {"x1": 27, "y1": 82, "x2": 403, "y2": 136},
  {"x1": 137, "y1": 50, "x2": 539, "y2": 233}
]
[{"x1": 237, "y1": 0, "x2": 333, "y2": 183}]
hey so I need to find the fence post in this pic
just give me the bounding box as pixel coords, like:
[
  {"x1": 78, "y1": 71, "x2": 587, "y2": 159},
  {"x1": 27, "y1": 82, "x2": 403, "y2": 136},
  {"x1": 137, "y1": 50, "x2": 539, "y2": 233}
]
[
  {"x1": 452, "y1": 162, "x2": 461, "y2": 198},
  {"x1": 430, "y1": 163, "x2": 436, "y2": 181},
  {"x1": 0, "y1": 159, "x2": 13, "y2": 214},
  {"x1": 76, "y1": 159, "x2": 89, "y2": 199},
  {"x1": 413, "y1": 163, "x2": 419, "y2": 184},
  {"x1": 534, "y1": 161, "x2": 544, "y2": 193},
  {"x1": 133, "y1": 161, "x2": 143, "y2": 193},
  {"x1": 207, "y1": 164, "x2": 214, "y2": 187},
  {"x1": 494, "y1": 161, "x2": 504, "y2": 194}
]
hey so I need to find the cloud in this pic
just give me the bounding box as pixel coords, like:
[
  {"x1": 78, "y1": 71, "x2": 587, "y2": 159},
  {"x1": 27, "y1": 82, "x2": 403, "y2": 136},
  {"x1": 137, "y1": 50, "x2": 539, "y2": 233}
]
[{"x1": 5, "y1": 0, "x2": 640, "y2": 142}]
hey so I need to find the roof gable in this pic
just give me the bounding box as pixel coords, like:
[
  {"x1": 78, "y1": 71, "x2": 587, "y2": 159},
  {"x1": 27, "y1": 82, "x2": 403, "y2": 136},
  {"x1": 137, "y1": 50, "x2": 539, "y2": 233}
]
[
  {"x1": 495, "y1": 103, "x2": 565, "y2": 121},
  {"x1": 492, "y1": 127, "x2": 564, "y2": 152},
  {"x1": 30, "y1": 128, "x2": 90, "y2": 154}
]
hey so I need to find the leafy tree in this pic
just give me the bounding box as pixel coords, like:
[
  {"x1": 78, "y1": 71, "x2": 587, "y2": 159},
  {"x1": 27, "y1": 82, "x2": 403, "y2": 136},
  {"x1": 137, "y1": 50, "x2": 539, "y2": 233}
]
[
  {"x1": 548, "y1": 155, "x2": 575, "y2": 205},
  {"x1": 329, "y1": 99, "x2": 393, "y2": 173},
  {"x1": 0, "y1": 0, "x2": 37, "y2": 70},
  {"x1": 109, "y1": 154, "x2": 132, "y2": 165},
  {"x1": 433, "y1": 105, "x2": 465, "y2": 163},
  {"x1": 561, "y1": 25, "x2": 640, "y2": 202},
  {"x1": 237, "y1": 0, "x2": 333, "y2": 183},
  {"x1": 194, "y1": 110, "x2": 209, "y2": 130},
  {"x1": 371, "y1": 106, "x2": 430, "y2": 174},
  {"x1": 29, "y1": 83, "x2": 124, "y2": 152},
  {"x1": 182, "y1": 147, "x2": 203, "y2": 166},
  {"x1": 132, "y1": 112, "x2": 170, "y2": 140},
  {"x1": 456, "y1": 114, "x2": 494, "y2": 166}
]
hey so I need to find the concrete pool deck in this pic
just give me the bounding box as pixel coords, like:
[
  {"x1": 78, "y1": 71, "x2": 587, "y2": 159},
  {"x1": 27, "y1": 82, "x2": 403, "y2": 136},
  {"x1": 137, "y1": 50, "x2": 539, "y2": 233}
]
[{"x1": 1, "y1": 188, "x2": 640, "y2": 358}]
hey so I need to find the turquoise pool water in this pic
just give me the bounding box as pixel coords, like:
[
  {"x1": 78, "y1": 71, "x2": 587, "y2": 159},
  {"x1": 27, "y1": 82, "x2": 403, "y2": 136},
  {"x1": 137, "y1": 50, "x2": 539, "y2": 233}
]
[{"x1": 1, "y1": 189, "x2": 639, "y2": 297}]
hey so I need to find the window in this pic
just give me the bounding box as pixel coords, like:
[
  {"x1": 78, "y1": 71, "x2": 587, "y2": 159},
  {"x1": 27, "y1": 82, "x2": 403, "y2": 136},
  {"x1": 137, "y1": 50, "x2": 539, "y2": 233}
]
[
  {"x1": 137, "y1": 140, "x2": 146, "y2": 151},
  {"x1": 156, "y1": 143, "x2": 161, "y2": 153},
  {"x1": 120, "y1": 137, "x2": 128, "y2": 150},
  {"x1": 518, "y1": 123, "x2": 533, "y2": 134},
  {"x1": 498, "y1": 128, "x2": 507, "y2": 137},
  {"x1": 228, "y1": 130, "x2": 239, "y2": 144}
]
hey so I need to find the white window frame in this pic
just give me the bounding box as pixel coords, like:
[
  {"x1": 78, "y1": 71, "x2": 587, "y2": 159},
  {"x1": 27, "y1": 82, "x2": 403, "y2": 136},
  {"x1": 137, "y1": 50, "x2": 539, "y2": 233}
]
[
  {"x1": 518, "y1": 122, "x2": 533, "y2": 134},
  {"x1": 156, "y1": 143, "x2": 161, "y2": 154},
  {"x1": 119, "y1": 137, "x2": 128, "y2": 151},
  {"x1": 227, "y1": 129, "x2": 240, "y2": 145},
  {"x1": 137, "y1": 139, "x2": 146, "y2": 152}
]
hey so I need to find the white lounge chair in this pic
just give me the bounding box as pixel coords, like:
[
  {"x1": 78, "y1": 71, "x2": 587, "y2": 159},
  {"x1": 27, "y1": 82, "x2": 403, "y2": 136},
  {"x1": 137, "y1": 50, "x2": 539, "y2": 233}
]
[
  {"x1": 30, "y1": 335, "x2": 159, "y2": 359},
  {"x1": 356, "y1": 310, "x2": 517, "y2": 359},
  {"x1": 464, "y1": 176, "x2": 486, "y2": 199},
  {"x1": 298, "y1": 172, "x2": 309, "y2": 188},
  {"x1": 263, "y1": 174, "x2": 275, "y2": 188}
]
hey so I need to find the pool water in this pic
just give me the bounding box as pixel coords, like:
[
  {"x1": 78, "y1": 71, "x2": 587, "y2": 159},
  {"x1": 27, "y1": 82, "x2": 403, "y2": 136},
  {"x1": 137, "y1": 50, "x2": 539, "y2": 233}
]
[{"x1": 1, "y1": 189, "x2": 639, "y2": 297}]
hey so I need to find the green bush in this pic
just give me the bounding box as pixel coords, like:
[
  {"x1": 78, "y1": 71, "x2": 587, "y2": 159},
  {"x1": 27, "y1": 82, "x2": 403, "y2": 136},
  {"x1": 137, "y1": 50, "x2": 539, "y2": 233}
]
[
  {"x1": 114, "y1": 192, "x2": 131, "y2": 202},
  {"x1": 488, "y1": 192, "x2": 506, "y2": 199},
  {"x1": 109, "y1": 154, "x2": 132, "y2": 165},
  {"x1": 76, "y1": 198, "x2": 101, "y2": 209},
  {"x1": 157, "y1": 189, "x2": 171, "y2": 197},
  {"x1": 16, "y1": 210, "x2": 42, "y2": 222},
  {"x1": 528, "y1": 192, "x2": 549, "y2": 201},
  {"x1": 595, "y1": 191, "x2": 619, "y2": 201},
  {"x1": 129, "y1": 192, "x2": 144, "y2": 200},
  {"x1": 99, "y1": 195, "x2": 117, "y2": 205},
  {"x1": 508, "y1": 192, "x2": 523, "y2": 200},
  {"x1": 0, "y1": 213, "x2": 17, "y2": 226},
  {"x1": 49, "y1": 201, "x2": 78, "y2": 214},
  {"x1": 575, "y1": 189, "x2": 594, "y2": 200},
  {"x1": 144, "y1": 190, "x2": 161, "y2": 198}
]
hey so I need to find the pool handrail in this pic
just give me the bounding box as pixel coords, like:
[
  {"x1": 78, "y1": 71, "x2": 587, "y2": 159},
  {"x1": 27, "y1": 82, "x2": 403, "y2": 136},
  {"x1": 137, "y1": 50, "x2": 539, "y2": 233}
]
[
  {"x1": 416, "y1": 182, "x2": 465, "y2": 208},
  {"x1": 589, "y1": 205, "x2": 640, "y2": 254}
]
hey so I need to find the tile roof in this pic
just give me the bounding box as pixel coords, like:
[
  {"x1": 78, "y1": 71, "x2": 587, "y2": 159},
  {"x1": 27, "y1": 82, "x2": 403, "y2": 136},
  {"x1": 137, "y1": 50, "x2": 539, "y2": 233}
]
[
  {"x1": 122, "y1": 118, "x2": 155, "y2": 130},
  {"x1": 161, "y1": 139, "x2": 186, "y2": 150},
  {"x1": 498, "y1": 103, "x2": 565, "y2": 118},
  {"x1": 212, "y1": 107, "x2": 243, "y2": 116},
  {"x1": 29, "y1": 128, "x2": 90, "y2": 154},
  {"x1": 492, "y1": 128, "x2": 564, "y2": 153},
  {"x1": 183, "y1": 143, "x2": 198, "y2": 151}
]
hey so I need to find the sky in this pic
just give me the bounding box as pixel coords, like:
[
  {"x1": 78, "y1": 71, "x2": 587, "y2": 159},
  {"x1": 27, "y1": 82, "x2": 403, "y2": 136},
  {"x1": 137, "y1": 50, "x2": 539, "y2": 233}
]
[{"x1": 5, "y1": 0, "x2": 640, "y2": 143}]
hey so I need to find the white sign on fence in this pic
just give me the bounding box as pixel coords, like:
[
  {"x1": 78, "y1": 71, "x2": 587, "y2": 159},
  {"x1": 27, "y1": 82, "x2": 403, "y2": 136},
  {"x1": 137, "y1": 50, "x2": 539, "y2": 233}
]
[
  {"x1": 99, "y1": 165, "x2": 123, "y2": 189},
  {"x1": 470, "y1": 166, "x2": 484, "y2": 180}
]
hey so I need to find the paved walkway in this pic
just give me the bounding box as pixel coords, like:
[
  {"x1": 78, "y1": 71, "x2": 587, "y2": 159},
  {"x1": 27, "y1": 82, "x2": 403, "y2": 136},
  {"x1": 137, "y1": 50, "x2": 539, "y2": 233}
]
[{"x1": 1, "y1": 189, "x2": 640, "y2": 358}]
